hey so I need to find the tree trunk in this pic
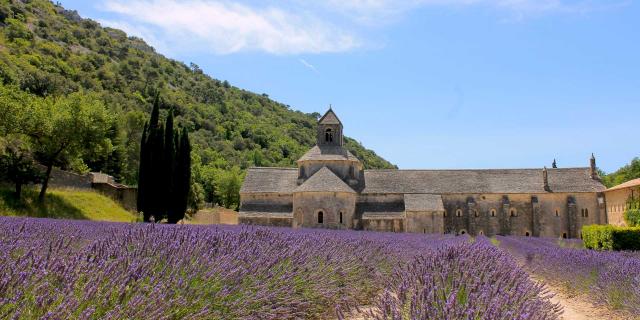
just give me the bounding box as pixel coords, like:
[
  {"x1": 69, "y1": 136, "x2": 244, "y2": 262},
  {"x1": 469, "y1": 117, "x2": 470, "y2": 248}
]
[
  {"x1": 15, "y1": 182, "x2": 22, "y2": 199},
  {"x1": 38, "y1": 164, "x2": 53, "y2": 202}
]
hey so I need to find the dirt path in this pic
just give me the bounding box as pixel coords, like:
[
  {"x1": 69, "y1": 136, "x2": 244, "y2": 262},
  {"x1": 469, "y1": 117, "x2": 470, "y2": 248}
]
[{"x1": 534, "y1": 278, "x2": 632, "y2": 320}]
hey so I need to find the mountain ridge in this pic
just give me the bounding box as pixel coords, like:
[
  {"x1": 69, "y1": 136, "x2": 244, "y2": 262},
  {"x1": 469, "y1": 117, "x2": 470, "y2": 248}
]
[{"x1": 0, "y1": 0, "x2": 395, "y2": 207}]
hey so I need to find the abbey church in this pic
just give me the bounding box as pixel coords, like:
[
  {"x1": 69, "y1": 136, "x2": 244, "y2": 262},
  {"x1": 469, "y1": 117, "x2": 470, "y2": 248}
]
[{"x1": 239, "y1": 109, "x2": 607, "y2": 238}]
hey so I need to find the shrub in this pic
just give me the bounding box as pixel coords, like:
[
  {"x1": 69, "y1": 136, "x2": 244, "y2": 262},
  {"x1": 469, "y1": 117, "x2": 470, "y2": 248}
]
[
  {"x1": 625, "y1": 208, "x2": 640, "y2": 227},
  {"x1": 582, "y1": 224, "x2": 640, "y2": 251}
]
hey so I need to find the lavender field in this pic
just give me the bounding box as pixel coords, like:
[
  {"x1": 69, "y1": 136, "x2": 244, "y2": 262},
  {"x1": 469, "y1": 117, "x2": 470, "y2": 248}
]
[{"x1": 0, "y1": 217, "x2": 636, "y2": 319}]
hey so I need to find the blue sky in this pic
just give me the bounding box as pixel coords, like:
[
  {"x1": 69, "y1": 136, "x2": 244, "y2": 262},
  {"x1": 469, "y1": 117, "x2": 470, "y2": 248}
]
[{"x1": 59, "y1": 0, "x2": 639, "y2": 172}]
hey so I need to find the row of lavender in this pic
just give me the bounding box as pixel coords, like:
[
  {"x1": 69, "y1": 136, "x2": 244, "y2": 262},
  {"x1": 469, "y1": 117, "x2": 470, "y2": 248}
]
[
  {"x1": 498, "y1": 235, "x2": 640, "y2": 315},
  {"x1": 0, "y1": 217, "x2": 559, "y2": 319}
]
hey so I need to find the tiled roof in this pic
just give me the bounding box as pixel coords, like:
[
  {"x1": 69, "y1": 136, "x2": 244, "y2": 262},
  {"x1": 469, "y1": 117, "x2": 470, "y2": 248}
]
[
  {"x1": 297, "y1": 145, "x2": 359, "y2": 162},
  {"x1": 606, "y1": 178, "x2": 640, "y2": 192},
  {"x1": 241, "y1": 167, "x2": 606, "y2": 195},
  {"x1": 240, "y1": 167, "x2": 298, "y2": 194},
  {"x1": 294, "y1": 167, "x2": 355, "y2": 193},
  {"x1": 361, "y1": 168, "x2": 606, "y2": 194},
  {"x1": 404, "y1": 194, "x2": 445, "y2": 211},
  {"x1": 318, "y1": 109, "x2": 342, "y2": 125}
]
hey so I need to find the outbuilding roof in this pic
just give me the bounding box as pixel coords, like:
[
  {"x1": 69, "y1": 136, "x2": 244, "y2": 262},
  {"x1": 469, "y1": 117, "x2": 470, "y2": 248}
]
[
  {"x1": 404, "y1": 194, "x2": 445, "y2": 211},
  {"x1": 294, "y1": 167, "x2": 355, "y2": 193},
  {"x1": 605, "y1": 178, "x2": 640, "y2": 192}
]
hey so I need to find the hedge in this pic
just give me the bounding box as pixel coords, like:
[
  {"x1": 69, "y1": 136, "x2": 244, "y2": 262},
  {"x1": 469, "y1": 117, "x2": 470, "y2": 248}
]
[{"x1": 582, "y1": 224, "x2": 640, "y2": 251}]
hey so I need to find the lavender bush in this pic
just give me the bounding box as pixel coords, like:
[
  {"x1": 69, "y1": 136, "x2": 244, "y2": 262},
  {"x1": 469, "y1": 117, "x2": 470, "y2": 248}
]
[
  {"x1": 365, "y1": 237, "x2": 560, "y2": 320},
  {"x1": 1, "y1": 217, "x2": 561, "y2": 319},
  {"x1": 498, "y1": 235, "x2": 640, "y2": 315}
]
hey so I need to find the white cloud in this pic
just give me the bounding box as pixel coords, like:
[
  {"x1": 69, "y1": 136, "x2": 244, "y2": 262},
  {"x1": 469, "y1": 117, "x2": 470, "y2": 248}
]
[
  {"x1": 298, "y1": 59, "x2": 319, "y2": 73},
  {"x1": 98, "y1": 0, "x2": 626, "y2": 56},
  {"x1": 318, "y1": 0, "x2": 627, "y2": 24},
  {"x1": 100, "y1": 0, "x2": 361, "y2": 55}
]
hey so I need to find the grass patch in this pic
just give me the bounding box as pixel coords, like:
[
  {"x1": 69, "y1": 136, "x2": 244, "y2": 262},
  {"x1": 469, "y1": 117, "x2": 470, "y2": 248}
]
[{"x1": 0, "y1": 187, "x2": 136, "y2": 222}]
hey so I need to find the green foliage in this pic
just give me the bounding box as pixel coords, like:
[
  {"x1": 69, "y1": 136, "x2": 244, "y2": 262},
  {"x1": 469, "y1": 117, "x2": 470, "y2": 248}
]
[
  {"x1": 623, "y1": 197, "x2": 640, "y2": 227},
  {"x1": 602, "y1": 157, "x2": 640, "y2": 188},
  {"x1": 0, "y1": 0, "x2": 394, "y2": 206},
  {"x1": 0, "y1": 135, "x2": 42, "y2": 198},
  {"x1": 30, "y1": 92, "x2": 114, "y2": 201},
  {"x1": 582, "y1": 225, "x2": 640, "y2": 251},
  {"x1": 215, "y1": 167, "x2": 244, "y2": 210}
]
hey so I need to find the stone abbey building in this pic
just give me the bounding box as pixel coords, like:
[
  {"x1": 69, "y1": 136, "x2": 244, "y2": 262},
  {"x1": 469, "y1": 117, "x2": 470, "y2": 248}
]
[{"x1": 239, "y1": 109, "x2": 607, "y2": 238}]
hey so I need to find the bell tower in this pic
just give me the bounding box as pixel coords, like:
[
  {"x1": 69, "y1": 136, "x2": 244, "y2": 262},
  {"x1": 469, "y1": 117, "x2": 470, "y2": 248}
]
[{"x1": 317, "y1": 106, "x2": 343, "y2": 147}]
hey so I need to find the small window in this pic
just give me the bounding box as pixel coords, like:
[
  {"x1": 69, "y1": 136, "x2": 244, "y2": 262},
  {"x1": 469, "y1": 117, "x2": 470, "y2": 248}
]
[
  {"x1": 459, "y1": 230, "x2": 467, "y2": 235},
  {"x1": 456, "y1": 209, "x2": 463, "y2": 217},
  {"x1": 525, "y1": 231, "x2": 530, "y2": 237},
  {"x1": 479, "y1": 231, "x2": 484, "y2": 236},
  {"x1": 423, "y1": 228, "x2": 426, "y2": 234},
  {"x1": 555, "y1": 209, "x2": 559, "y2": 217},
  {"x1": 317, "y1": 211, "x2": 324, "y2": 224},
  {"x1": 510, "y1": 209, "x2": 517, "y2": 217},
  {"x1": 473, "y1": 210, "x2": 479, "y2": 217},
  {"x1": 325, "y1": 128, "x2": 333, "y2": 142},
  {"x1": 490, "y1": 209, "x2": 496, "y2": 217},
  {"x1": 444, "y1": 210, "x2": 448, "y2": 217},
  {"x1": 339, "y1": 211, "x2": 343, "y2": 224},
  {"x1": 584, "y1": 208, "x2": 589, "y2": 218},
  {"x1": 562, "y1": 232, "x2": 568, "y2": 239}
]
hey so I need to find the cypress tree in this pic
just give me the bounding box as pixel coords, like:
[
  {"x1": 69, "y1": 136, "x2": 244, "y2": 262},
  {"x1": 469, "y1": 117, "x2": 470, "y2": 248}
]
[
  {"x1": 175, "y1": 127, "x2": 191, "y2": 222},
  {"x1": 137, "y1": 94, "x2": 191, "y2": 223},
  {"x1": 164, "y1": 109, "x2": 177, "y2": 223},
  {"x1": 137, "y1": 122, "x2": 148, "y2": 217},
  {"x1": 149, "y1": 122, "x2": 165, "y2": 220}
]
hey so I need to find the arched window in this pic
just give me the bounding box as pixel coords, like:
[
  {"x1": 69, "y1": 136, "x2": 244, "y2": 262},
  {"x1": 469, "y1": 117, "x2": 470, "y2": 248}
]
[
  {"x1": 325, "y1": 128, "x2": 333, "y2": 143},
  {"x1": 490, "y1": 209, "x2": 496, "y2": 217},
  {"x1": 479, "y1": 231, "x2": 484, "y2": 236},
  {"x1": 584, "y1": 208, "x2": 589, "y2": 218},
  {"x1": 473, "y1": 210, "x2": 479, "y2": 217},
  {"x1": 317, "y1": 211, "x2": 324, "y2": 224},
  {"x1": 525, "y1": 231, "x2": 530, "y2": 237},
  {"x1": 339, "y1": 211, "x2": 343, "y2": 224},
  {"x1": 456, "y1": 209, "x2": 463, "y2": 217},
  {"x1": 510, "y1": 209, "x2": 517, "y2": 217},
  {"x1": 299, "y1": 166, "x2": 305, "y2": 179},
  {"x1": 562, "y1": 232, "x2": 568, "y2": 239},
  {"x1": 555, "y1": 209, "x2": 560, "y2": 217}
]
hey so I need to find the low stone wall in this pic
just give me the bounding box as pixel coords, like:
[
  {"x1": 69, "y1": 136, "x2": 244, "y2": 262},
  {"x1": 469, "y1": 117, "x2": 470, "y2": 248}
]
[
  {"x1": 92, "y1": 183, "x2": 137, "y2": 212},
  {"x1": 47, "y1": 167, "x2": 93, "y2": 189}
]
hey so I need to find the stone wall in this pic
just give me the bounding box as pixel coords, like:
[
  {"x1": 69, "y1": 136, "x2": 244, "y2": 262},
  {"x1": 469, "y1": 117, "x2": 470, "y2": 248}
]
[
  {"x1": 406, "y1": 211, "x2": 445, "y2": 234},
  {"x1": 293, "y1": 191, "x2": 356, "y2": 229},
  {"x1": 604, "y1": 186, "x2": 640, "y2": 227},
  {"x1": 441, "y1": 192, "x2": 602, "y2": 238},
  {"x1": 362, "y1": 218, "x2": 404, "y2": 232},
  {"x1": 92, "y1": 183, "x2": 137, "y2": 211},
  {"x1": 47, "y1": 167, "x2": 93, "y2": 189}
]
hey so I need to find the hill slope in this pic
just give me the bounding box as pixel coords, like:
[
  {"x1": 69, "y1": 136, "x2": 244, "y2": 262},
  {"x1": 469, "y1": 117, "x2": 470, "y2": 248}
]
[
  {"x1": 0, "y1": 187, "x2": 137, "y2": 221},
  {"x1": 0, "y1": 0, "x2": 395, "y2": 206}
]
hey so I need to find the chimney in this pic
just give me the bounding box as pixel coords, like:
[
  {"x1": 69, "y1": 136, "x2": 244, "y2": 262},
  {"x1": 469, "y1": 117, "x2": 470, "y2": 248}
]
[
  {"x1": 590, "y1": 153, "x2": 597, "y2": 179},
  {"x1": 543, "y1": 167, "x2": 551, "y2": 192}
]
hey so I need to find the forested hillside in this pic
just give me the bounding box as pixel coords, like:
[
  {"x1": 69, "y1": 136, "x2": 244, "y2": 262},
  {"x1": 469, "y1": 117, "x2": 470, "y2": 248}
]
[
  {"x1": 0, "y1": 0, "x2": 395, "y2": 208},
  {"x1": 602, "y1": 157, "x2": 640, "y2": 188}
]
